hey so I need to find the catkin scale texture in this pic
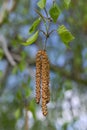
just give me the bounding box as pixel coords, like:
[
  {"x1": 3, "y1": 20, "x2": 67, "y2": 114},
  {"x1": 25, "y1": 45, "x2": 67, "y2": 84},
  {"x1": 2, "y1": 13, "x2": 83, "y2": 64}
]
[
  {"x1": 36, "y1": 50, "x2": 42, "y2": 104},
  {"x1": 42, "y1": 101, "x2": 48, "y2": 116},
  {"x1": 35, "y1": 50, "x2": 50, "y2": 116},
  {"x1": 42, "y1": 51, "x2": 50, "y2": 103},
  {"x1": 41, "y1": 51, "x2": 50, "y2": 115}
]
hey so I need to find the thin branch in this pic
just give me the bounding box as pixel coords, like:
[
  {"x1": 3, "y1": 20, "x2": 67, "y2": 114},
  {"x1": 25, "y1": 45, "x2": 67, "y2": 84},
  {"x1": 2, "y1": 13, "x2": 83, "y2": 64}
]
[
  {"x1": 49, "y1": 29, "x2": 57, "y2": 36},
  {"x1": 44, "y1": 17, "x2": 52, "y2": 22},
  {"x1": 39, "y1": 29, "x2": 47, "y2": 37},
  {"x1": 11, "y1": 52, "x2": 21, "y2": 62},
  {"x1": 1, "y1": 52, "x2": 87, "y2": 86},
  {"x1": 0, "y1": 0, "x2": 17, "y2": 24},
  {"x1": 0, "y1": 63, "x2": 11, "y2": 95},
  {"x1": 28, "y1": 61, "x2": 87, "y2": 86},
  {"x1": 44, "y1": 7, "x2": 48, "y2": 17},
  {"x1": 0, "y1": 34, "x2": 16, "y2": 66},
  {"x1": 50, "y1": 64, "x2": 87, "y2": 85},
  {"x1": 44, "y1": 37, "x2": 48, "y2": 50},
  {"x1": 35, "y1": 9, "x2": 46, "y2": 23},
  {"x1": 25, "y1": 108, "x2": 29, "y2": 130}
]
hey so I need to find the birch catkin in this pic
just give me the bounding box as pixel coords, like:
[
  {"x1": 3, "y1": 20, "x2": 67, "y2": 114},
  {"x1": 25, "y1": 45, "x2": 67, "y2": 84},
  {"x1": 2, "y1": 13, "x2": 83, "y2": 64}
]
[
  {"x1": 41, "y1": 51, "x2": 50, "y2": 116},
  {"x1": 36, "y1": 50, "x2": 42, "y2": 104},
  {"x1": 42, "y1": 51, "x2": 50, "y2": 103},
  {"x1": 35, "y1": 50, "x2": 50, "y2": 116}
]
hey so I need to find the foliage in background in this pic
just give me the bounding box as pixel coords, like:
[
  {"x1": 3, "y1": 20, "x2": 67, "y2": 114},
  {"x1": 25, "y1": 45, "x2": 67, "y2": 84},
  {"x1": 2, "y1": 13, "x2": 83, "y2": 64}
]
[{"x1": 0, "y1": 0, "x2": 87, "y2": 130}]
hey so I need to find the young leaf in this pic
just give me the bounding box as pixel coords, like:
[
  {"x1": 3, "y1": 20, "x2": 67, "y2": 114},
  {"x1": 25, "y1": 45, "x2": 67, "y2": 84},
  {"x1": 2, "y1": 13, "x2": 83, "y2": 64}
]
[
  {"x1": 21, "y1": 31, "x2": 39, "y2": 46},
  {"x1": 49, "y1": 3, "x2": 60, "y2": 23},
  {"x1": 57, "y1": 25, "x2": 75, "y2": 45},
  {"x1": 37, "y1": 0, "x2": 46, "y2": 9},
  {"x1": 29, "y1": 18, "x2": 41, "y2": 33},
  {"x1": 64, "y1": 0, "x2": 71, "y2": 9}
]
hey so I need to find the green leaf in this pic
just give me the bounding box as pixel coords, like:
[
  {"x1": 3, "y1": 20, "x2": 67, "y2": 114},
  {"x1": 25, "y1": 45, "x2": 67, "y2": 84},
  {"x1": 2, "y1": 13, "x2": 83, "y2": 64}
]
[
  {"x1": 64, "y1": 0, "x2": 71, "y2": 9},
  {"x1": 0, "y1": 48, "x2": 4, "y2": 60},
  {"x1": 49, "y1": 3, "x2": 60, "y2": 23},
  {"x1": 29, "y1": 18, "x2": 41, "y2": 33},
  {"x1": 37, "y1": 0, "x2": 46, "y2": 9},
  {"x1": 12, "y1": 66, "x2": 18, "y2": 74},
  {"x1": 21, "y1": 51, "x2": 27, "y2": 60},
  {"x1": 25, "y1": 87, "x2": 31, "y2": 98},
  {"x1": 28, "y1": 100, "x2": 36, "y2": 119},
  {"x1": 57, "y1": 25, "x2": 75, "y2": 45},
  {"x1": 16, "y1": 90, "x2": 22, "y2": 100},
  {"x1": 62, "y1": 123, "x2": 68, "y2": 130},
  {"x1": 21, "y1": 31, "x2": 39, "y2": 46},
  {"x1": 18, "y1": 61, "x2": 26, "y2": 72},
  {"x1": 14, "y1": 109, "x2": 20, "y2": 119}
]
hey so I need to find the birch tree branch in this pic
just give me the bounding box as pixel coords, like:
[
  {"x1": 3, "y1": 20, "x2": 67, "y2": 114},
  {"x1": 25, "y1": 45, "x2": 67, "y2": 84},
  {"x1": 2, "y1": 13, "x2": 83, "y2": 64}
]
[
  {"x1": 0, "y1": 34, "x2": 16, "y2": 66},
  {"x1": 1, "y1": 49, "x2": 87, "y2": 86},
  {"x1": 0, "y1": 0, "x2": 17, "y2": 24}
]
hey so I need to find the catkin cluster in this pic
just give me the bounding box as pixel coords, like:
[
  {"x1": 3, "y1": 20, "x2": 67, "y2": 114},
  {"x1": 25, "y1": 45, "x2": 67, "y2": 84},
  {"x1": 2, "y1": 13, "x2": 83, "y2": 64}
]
[{"x1": 36, "y1": 50, "x2": 50, "y2": 116}]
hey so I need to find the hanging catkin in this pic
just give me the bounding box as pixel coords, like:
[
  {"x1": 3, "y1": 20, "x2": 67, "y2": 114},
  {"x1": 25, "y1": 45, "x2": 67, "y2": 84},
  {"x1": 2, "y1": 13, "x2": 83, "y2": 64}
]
[
  {"x1": 35, "y1": 50, "x2": 50, "y2": 116},
  {"x1": 41, "y1": 50, "x2": 50, "y2": 116},
  {"x1": 35, "y1": 50, "x2": 42, "y2": 104},
  {"x1": 42, "y1": 98, "x2": 48, "y2": 116}
]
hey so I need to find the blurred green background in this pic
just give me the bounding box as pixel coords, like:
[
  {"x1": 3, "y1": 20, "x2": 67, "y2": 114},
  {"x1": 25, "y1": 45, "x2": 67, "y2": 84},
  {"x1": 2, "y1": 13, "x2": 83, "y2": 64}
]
[{"x1": 0, "y1": 0, "x2": 87, "y2": 130}]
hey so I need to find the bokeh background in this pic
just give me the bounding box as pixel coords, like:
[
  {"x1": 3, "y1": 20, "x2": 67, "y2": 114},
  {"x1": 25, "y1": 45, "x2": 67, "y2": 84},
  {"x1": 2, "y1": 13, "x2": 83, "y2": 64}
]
[{"x1": 0, "y1": 0, "x2": 87, "y2": 130}]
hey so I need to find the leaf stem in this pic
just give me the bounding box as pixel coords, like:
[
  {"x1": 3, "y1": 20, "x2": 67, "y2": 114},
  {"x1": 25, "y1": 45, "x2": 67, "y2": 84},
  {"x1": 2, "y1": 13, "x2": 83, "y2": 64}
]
[
  {"x1": 39, "y1": 29, "x2": 47, "y2": 37},
  {"x1": 44, "y1": 37, "x2": 48, "y2": 50},
  {"x1": 35, "y1": 9, "x2": 46, "y2": 23},
  {"x1": 44, "y1": 7, "x2": 48, "y2": 17},
  {"x1": 35, "y1": 7, "x2": 54, "y2": 50},
  {"x1": 49, "y1": 29, "x2": 57, "y2": 35}
]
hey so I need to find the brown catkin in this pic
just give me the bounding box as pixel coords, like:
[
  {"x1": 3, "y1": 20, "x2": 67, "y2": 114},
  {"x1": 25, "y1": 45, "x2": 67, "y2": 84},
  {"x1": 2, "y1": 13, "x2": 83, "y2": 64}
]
[
  {"x1": 41, "y1": 50, "x2": 50, "y2": 116},
  {"x1": 45, "y1": 57, "x2": 50, "y2": 104},
  {"x1": 42, "y1": 99, "x2": 48, "y2": 116},
  {"x1": 35, "y1": 50, "x2": 42, "y2": 104},
  {"x1": 35, "y1": 50, "x2": 50, "y2": 116}
]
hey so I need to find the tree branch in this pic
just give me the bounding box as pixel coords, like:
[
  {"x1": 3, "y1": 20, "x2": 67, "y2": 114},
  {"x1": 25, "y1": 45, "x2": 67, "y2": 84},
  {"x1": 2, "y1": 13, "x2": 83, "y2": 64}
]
[
  {"x1": 25, "y1": 109, "x2": 29, "y2": 130},
  {"x1": 28, "y1": 61, "x2": 87, "y2": 86},
  {"x1": 1, "y1": 51, "x2": 87, "y2": 86},
  {"x1": 0, "y1": 63, "x2": 12, "y2": 95},
  {"x1": 0, "y1": 0, "x2": 17, "y2": 24},
  {"x1": 0, "y1": 34, "x2": 16, "y2": 66},
  {"x1": 50, "y1": 64, "x2": 87, "y2": 85}
]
